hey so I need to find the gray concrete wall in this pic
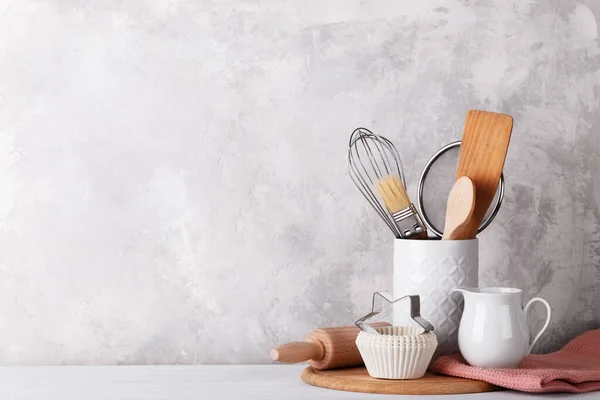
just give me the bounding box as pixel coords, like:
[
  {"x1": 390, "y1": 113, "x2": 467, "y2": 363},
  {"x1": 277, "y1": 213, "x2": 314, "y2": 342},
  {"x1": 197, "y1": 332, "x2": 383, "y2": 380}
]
[{"x1": 0, "y1": 0, "x2": 598, "y2": 364}]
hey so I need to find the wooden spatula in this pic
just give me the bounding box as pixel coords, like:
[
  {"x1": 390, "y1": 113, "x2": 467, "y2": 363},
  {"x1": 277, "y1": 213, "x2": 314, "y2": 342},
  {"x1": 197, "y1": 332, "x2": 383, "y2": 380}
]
[
  {"x1": 442, "y1": 177, "x2": 476, "y2": 240},
  {"x1": 454, "y1": 110, "x2": 513, "y2": 239}
]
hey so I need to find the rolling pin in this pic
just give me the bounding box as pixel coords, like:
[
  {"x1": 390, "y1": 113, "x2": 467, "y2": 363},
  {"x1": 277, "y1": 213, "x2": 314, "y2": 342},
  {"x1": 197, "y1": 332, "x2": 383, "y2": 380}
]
[{"x1": 271, "y1": 322, "x2": 390, "y2": 370}]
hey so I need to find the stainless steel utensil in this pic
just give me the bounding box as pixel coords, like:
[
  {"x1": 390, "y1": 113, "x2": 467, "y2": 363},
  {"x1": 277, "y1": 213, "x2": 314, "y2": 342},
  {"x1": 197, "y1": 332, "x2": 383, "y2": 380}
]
[
  {"x1": 417, "y1": 141, "x2": 505, "y2": 238},
  {"x1": 355, "y1": 291, "x2": 434, "y2": 334},
  {"x1": 347, "y1": 128, "x2": 427, "y2": 239}
]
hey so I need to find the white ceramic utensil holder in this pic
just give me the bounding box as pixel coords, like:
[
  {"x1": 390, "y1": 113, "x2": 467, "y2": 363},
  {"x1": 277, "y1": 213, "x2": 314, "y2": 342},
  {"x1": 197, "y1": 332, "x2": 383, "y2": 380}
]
[{"x1": 393, "y1": 239, "x2": 478, "y2": 358}]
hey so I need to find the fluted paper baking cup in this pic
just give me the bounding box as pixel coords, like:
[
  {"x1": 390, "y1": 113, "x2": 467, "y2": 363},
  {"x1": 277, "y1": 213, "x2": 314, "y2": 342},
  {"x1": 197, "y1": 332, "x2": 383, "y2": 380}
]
[{"x1": 356, "y1": 326, "x2": 438, "y2": 380}]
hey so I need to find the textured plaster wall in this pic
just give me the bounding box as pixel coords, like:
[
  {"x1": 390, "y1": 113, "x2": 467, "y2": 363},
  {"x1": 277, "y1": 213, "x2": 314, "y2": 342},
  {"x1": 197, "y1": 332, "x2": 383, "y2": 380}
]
[{"x1": 0, "y1": 0, "x2": 599, "y2": 364}]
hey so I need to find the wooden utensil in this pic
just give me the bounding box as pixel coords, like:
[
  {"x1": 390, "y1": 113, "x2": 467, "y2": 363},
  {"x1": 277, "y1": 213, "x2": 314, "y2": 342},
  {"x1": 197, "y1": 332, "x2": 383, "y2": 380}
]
[
  {"x1": 271, "y1": 322, "x2": 389, "y2": 370},
  {"x1": 454, "y1": 110, "x2": 513, "y2": 239},
  {"x1": 442, "y1": 177, "x2": 476, "y2": 240},
  {"x1": 301, "y1": 367, "x2": 499, "y2": 395}
]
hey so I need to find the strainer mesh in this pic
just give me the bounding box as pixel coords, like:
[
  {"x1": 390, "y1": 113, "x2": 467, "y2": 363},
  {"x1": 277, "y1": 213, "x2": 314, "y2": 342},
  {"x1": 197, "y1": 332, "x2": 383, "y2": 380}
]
[{"x1": 420, "y1": 145, "x2": 501, "y2": 236}]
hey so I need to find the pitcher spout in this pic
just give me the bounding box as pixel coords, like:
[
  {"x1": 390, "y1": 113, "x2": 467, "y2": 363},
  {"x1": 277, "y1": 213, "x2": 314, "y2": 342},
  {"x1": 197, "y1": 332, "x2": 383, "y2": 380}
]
[{"x1": 451, "y1": 287, "x2": 477, "y2": 297}]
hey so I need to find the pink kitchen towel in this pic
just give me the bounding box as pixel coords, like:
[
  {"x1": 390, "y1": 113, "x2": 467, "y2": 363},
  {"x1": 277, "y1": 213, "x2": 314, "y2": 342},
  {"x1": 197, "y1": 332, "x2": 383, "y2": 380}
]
[{"x1": 432, "y1": 329, "x2": 600, "y2": 393}]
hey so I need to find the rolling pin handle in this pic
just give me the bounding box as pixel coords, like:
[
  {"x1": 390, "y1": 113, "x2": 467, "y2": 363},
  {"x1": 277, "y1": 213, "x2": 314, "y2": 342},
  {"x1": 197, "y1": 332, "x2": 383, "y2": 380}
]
[{"x1": 270, "y1": 340, "x2": 325, "y2": 363}]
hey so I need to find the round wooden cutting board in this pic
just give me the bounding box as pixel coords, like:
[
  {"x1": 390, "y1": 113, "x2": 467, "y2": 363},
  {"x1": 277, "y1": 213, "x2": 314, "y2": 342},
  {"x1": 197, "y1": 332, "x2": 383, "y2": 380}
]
[{"x1": 301, "y1": 367, "x2": 498, "y2": 395}]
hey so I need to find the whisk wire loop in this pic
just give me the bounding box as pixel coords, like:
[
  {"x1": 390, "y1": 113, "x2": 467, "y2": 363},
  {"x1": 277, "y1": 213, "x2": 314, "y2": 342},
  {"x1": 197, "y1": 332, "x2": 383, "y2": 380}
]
[{"x1": 347, "y1": 128, "x2": 423, "y2": 238}]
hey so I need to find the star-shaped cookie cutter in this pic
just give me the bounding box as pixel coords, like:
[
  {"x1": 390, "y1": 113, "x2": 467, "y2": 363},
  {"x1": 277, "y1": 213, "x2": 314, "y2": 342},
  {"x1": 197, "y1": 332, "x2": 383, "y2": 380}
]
[{"x1": 355, "y1": 292, "x2": 434, "y2": 334}]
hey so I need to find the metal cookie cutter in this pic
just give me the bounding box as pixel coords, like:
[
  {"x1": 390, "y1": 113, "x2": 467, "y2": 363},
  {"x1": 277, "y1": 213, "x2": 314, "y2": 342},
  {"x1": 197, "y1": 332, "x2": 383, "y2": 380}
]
[{"x1": 355, "y1": 292, "x2": 434, "y2": 334}]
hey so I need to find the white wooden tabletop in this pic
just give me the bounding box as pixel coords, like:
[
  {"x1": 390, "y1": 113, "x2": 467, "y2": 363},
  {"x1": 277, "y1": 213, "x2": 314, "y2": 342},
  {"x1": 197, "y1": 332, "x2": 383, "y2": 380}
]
[{"x1": 0, "y1": 364, "x2": 596, "y2": 399}]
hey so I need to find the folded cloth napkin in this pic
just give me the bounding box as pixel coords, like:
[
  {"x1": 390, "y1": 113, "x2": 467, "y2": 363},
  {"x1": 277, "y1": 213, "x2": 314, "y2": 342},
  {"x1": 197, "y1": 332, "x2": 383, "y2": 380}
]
[{"x1": 432, "y1": 329, "x2": 600, "y2": 393}]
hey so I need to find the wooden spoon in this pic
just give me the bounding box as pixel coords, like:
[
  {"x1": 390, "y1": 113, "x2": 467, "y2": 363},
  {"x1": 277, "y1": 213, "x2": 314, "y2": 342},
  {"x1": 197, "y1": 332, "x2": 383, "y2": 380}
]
[
  {"x1": 442, "y1": 177, "x2": 476, "y2": 240},
  {"x1": 454, "y1": 110, "x2": 513, "y2": 239}
]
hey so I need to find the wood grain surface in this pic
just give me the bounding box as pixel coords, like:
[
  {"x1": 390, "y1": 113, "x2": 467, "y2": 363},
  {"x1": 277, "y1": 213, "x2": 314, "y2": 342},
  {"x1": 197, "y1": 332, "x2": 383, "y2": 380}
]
[
  {"x1": 442, "y1": 176, "x2": 476, "y2": 240},
  {"x1": 455, "y1": 110, "x2": 513, "y2": 239},
  {"x1": 301, "y1": 366, "x2": 499, "y2": 395},
  {"x1": 272, "y1": 322, "x2": 389, "y2": 371},
  {"x1": 305, "y1": 326, "x2": 365, "y2": 370},
  {"x1": 270, "y1": 342, "x2": 324, "y2": 364}
]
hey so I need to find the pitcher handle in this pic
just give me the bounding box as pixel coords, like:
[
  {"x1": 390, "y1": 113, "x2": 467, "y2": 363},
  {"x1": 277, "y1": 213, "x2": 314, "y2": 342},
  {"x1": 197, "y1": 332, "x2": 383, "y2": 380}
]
[{"x1": 524, "y1": 297, "x2": 552, "y2": 354}]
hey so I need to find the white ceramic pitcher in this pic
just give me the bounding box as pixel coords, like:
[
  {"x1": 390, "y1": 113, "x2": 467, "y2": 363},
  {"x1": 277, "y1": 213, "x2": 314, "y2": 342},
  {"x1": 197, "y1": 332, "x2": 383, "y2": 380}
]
[{"x1": 452, "y1": 287, "x2": 552, "y2": 368}]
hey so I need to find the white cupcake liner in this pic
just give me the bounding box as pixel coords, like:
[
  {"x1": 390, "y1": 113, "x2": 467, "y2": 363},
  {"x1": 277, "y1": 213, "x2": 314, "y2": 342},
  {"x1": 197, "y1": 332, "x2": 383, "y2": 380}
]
[{"x1": 356, "y1": 326, "x2": 438, "y2": 380}]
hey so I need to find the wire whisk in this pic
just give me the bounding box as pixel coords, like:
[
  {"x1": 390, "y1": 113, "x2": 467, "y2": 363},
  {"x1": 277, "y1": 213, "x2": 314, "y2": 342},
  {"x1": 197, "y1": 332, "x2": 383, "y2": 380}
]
[{"x1": 347, "y1": 128, "x2": 427, "y2": 239}]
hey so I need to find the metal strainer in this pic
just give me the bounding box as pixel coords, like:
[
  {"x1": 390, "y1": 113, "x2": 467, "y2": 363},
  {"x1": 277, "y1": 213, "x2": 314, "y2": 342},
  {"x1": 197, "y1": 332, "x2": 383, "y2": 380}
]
[{"x1": 417, "y1": 141, "x2": 505, "y2": 238}]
